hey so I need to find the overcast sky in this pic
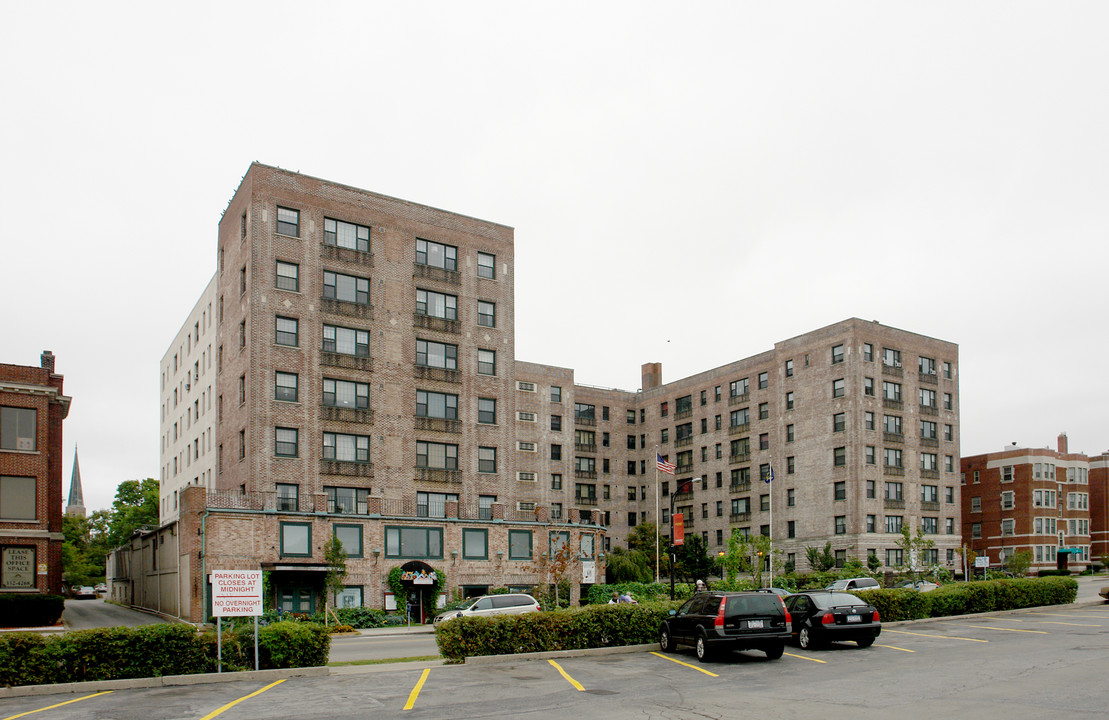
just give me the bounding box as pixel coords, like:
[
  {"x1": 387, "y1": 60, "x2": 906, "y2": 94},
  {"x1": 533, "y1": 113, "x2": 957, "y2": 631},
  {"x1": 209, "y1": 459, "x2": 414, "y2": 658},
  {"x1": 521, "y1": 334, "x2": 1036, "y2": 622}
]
[{"x1": 3, "y1": 2, "x2": 1107, "y2": 512}]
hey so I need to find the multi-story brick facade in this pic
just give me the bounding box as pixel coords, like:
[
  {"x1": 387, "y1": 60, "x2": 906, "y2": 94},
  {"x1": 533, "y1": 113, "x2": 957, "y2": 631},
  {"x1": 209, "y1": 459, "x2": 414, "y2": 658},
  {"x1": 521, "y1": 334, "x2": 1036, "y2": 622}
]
[
  {"x1": 1, "y1": 351, "x2": 71, "y2": 595},
  {"x1": 152, "y1": 165, "x2": 963, "y2": 621},
  {"x1": 962, "y1": 434, "x2": 1106, "y2": 572}
]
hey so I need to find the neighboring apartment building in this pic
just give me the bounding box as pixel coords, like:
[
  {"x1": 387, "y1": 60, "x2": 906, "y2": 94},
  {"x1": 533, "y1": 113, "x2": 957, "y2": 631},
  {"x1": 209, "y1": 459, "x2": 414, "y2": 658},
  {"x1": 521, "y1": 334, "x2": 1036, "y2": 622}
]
[
  {"x1": 0, "y1": 351, "x2": 71, "y2": 595},
  {"x1": 962, "y1": 434, "x2": 1109, "y2": 572},
  {"x1": 559, "y1": 319, "x2": 962, "y2": 573},
  {"x1": 158, "y1": 275, "x2": 218, "y2": 523}
]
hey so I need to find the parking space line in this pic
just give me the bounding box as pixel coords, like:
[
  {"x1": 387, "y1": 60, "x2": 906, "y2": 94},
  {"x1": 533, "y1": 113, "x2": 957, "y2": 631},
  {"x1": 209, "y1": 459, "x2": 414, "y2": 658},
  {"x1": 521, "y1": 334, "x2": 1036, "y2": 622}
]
[
  {"x1": 548, "y1": 660, "x2": 585, "y2": 691},
  {"x1": 965, "y1": 625, "x2": 1048, "y2": 635},
  {"x1": 649, "y1": 651, "x2": 719, "y2": 677},
  {"x1": 883, "y1": 630, "x2": 988, "y2": 643},
  {"x1": 1029, "y1": 612, "x2": 1109, "y2": 619},
  {"x1": 875, "y1": 644, "x2": 914, "y2": 653},
  {"x1": 402, "y1": 668, "x2": 431, "y2": 711},
  {"x1": 198, "y1": 679, "x2": 285, "y2": 720},
  {"x1": 783, "y1": 652, "x2": 827, "y2": 664},
  {"x1": 1037, "y1": 621, "x2": 1102, "y2": 627},
  {"x1": 2, "y1": 691, "x2": 113, "y2": 720}
]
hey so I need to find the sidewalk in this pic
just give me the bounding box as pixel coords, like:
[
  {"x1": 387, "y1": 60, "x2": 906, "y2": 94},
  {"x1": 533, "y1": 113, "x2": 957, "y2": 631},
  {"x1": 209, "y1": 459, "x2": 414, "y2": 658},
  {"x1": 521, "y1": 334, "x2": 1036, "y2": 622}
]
[{"x1": 354, "y1": 623, "x2": 435, "y2": 637}]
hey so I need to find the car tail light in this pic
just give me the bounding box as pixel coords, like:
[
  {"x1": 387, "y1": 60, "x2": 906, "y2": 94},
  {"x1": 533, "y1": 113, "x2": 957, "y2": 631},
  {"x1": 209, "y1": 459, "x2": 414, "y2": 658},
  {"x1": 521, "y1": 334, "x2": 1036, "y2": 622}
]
[
  {"x1": 715, "y1": 597, "x2": 727, "y2": 628},
  {"x1": 779, "y1": 597, "x2": 791, "y2": 625},
  {"x1": 872, "y1": 610, "x2": 879, "y2": 623},
  {"x1": 536, "y1": 605, "x2": 542, "y2": 611},
  {"x1": 822, "y1": 612, "x2": 835, "y2": 625}
]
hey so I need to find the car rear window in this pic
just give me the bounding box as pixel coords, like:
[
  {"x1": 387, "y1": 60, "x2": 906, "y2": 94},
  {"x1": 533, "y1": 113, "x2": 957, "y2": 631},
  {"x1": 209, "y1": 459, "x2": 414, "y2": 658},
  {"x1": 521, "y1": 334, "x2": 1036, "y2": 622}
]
[
  {"x1": 725, "y1": 595, "x2": 781, "y2": 616},
  {"x1": 822, "y1": 593, "x2": 867, "y2": 608}
]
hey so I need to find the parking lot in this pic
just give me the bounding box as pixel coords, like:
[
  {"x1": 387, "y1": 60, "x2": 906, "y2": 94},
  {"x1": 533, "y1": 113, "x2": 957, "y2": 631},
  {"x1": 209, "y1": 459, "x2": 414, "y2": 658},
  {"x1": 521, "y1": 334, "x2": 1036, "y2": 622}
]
[{"x1": 4, "y1": 604, "x2": 1108, "y2": 720}]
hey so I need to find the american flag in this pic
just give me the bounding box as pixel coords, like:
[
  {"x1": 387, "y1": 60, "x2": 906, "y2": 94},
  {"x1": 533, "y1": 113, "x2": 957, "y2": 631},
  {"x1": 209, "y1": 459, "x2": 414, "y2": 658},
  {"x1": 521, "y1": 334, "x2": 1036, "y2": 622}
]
[{"x1": 657, "y1": 453, "x2": 676, "y2": 475}]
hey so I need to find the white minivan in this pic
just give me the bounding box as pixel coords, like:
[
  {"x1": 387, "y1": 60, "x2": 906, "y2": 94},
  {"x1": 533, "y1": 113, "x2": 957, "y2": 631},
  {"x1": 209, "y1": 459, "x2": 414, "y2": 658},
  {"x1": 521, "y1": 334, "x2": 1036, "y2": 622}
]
[
  {"x1": 433, "y1": 593, "x2": 541, "y2": 625},
  {"x1": 825, "y1": 577, "x2": 881, "y2": 592}
]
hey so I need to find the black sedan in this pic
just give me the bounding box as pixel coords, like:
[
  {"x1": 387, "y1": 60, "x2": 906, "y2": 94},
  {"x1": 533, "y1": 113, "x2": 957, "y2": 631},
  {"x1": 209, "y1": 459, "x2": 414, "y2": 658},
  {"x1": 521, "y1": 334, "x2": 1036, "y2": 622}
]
[{"x1": 783, "y1": 591, "x2": 881, "y2": 649}]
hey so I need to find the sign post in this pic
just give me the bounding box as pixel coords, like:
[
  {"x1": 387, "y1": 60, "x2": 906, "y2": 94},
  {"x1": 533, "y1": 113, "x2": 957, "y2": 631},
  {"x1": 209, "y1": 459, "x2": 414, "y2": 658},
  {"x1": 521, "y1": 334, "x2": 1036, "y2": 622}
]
[{"x1": 211, "y1": 570, "x2": 264, "y2": 672}]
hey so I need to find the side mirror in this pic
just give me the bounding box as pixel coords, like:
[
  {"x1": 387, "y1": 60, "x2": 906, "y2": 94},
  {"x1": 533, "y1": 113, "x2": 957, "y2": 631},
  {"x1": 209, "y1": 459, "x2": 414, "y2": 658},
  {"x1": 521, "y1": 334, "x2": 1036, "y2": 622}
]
[
  {"x1": 456, "y1": 612, "x2": 463, "y2": 618},
  {"x1": 668, "y1": 609, "x2": 677, "y2": 616}
]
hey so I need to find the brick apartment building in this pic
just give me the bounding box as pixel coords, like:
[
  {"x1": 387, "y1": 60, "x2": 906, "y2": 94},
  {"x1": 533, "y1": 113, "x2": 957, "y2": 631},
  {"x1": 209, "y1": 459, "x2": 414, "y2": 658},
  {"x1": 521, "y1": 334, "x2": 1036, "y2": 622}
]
[
  {"x1": 961, "y1": 434, "x2": 1109, "y2": 572},
  {"x1": 0, "y1": 351, "x2": 71, "y2": 595},
  {"x1": 126, "y1": 165, "x2": 962, "y2": 621}
]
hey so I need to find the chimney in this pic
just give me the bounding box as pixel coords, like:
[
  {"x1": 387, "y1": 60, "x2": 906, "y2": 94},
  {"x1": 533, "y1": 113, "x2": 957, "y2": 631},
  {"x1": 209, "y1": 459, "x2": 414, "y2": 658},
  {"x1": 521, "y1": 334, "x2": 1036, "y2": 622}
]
[
  {"x1": 40, "y1": 350, "x2": 55, "y2": 373},
  {"x1": 641, "y1": 362, "x2": 662, "y2": 390},
  {"x1": 1057, "y1": 433, "x2": 1068, "y2": 454}
]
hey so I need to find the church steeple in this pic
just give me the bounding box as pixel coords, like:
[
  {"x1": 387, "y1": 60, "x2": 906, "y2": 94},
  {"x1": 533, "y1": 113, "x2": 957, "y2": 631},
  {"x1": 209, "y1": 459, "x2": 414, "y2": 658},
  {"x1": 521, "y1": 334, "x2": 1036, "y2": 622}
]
[{"x1": 65, "y1": 446, "x2": 85, "y2": 518}]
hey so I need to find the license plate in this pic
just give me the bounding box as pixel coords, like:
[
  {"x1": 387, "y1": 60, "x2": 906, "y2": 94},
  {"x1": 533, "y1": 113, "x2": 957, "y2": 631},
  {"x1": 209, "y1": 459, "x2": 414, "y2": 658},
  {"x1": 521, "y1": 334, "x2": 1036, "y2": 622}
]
[
  {"x1": 747, "y1": 619, "x2": 764, "y2": 629},
  {"x1": 847, "y1": 615, "x2": 861, "y2": 623}
]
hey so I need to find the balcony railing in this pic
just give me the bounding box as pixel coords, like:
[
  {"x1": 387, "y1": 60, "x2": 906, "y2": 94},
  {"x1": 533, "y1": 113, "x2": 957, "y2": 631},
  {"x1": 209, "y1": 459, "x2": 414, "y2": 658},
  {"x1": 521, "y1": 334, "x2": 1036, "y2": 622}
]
[
  {"x1": 575, "y1": 443, "x2": 597, "y2": 453},
  {"x1": 415, "y1": 467, "x2": 462, "y2": 484},
  {"x1": 920, "y1": 405, "x2": 939, "y2": 416},
  {"x1": 321, "y1": 406, "x2": 374, "y2": 424},
  {"x1": 413, "y1": 314, "x2": 461, "y2": 334},
  {"x1": 730, "y1": 482, "x2": 751, "y2": 493},
  {"x1": 920, "y1": 468, "x2": 940, "y2": 479},
  {"x1": 673, "y1": 490, "x2": 694, "y2": 502},
  {"x1": 730, "y1": 511, "x2": 751, "y2": 522},
  {"x1": 574, "y1": 469, "x2": 597, "y2": 480},
  {"x1": 575, "y1": 416, "x2": 596, "y2": 427},
  {"x1": 320, "y1": 460, "x2": 373, "y2": 478},
  {"x1": 728, "y1": 393, "x2": 750, "y2": 407},
  {"x1": 884, "y1": 465, "x2": 905, "y2": 476},
  {"x1": 919, "y1": 372, "x2": 937, "y2": 385},
  {"x1": 920, "y1": 500, "x2": 941, "y2": 511},
  {"x1": 675, "y1": 408, "x2": 692, "y2": 420},
  {"x1": 882, "y1": 398, "x2": 903, "y2": 410},
  {"x1": 415, "y1": 417, "x2": 462, "y2": 433},
  {"x1": 321, "y1": 243, "x2": 374, "y2": 267},
  {"x1": 320, "y1": 297, "x2": 373, "y2": 320},
  {"x1": 682, "y1": 516, "x2": 695, "y2": 529},
  {"x1": 575, "y1": 496, "x2": 598, "y2": 506},
  {"x1": 729, "y1": 423, "x2": 750, "y2": 436},
  {"x1": 675, "y1": 436, "x2": 692, "y2": 448},
  {"x1": 321, "y1": 352, "x2": 373, "y2": 371},
  {"x1": 413, "y1": 262, "x2": 461, "y2": 285},
  {"x1": 676, "y1": 463, "x2": 693, "y2": 475},
  {"x1": 883, "y1": 432, "x2": 904, "y2": 443},
  {"x1": 729, "y1": 452, "x2": 751, "y2": 464},
  {"x1": 414, "y1": 365, "x2": 461, "y2": 384},
  {"x1": 882, "y1": 364, "x2": 903, "y2": 377},
  {"x1": 884, "y1": 498, "x2": 905, "y2": 509}
]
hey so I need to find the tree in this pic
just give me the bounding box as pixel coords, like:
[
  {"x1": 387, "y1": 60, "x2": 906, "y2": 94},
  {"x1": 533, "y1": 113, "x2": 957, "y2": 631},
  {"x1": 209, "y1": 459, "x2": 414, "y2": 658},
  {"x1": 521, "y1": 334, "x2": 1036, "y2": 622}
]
[
  {"x1": 805, "y1": 542, "x2": 837, "y2": 572},
  {"x1": 1004, "y1": 550, "x2": 1033, "y2": 578},
  {"x1": 106, "y1": 479, "x2": 159, "y2": 548},
  {"x1": 323, "y1": 535, "x2": 348, "y2": 623},
  {"x1": 605, "y1": 546, "x2": 652, "y2": 583},
  {"x1": 627, "y1": 522, "x2": 665, "y2": 579},
  {"x1": 720, "y1": 530, "x2": 776, "y2": 587},
  {"x1": 674, "y1": 534, "x2": 715, "y2": 584},
  {"x1": 530, "y1": 534, "x2": 575, "y2": 608},
  {"x1": 895, "y1": 526, "x2": 936, "y2": 580},
  {"x1": 62, "y1": 514, "x2": 110, "y2": 587},
  {"x1": 866, "y1": 553, "x2": 882, "y2": 573}
]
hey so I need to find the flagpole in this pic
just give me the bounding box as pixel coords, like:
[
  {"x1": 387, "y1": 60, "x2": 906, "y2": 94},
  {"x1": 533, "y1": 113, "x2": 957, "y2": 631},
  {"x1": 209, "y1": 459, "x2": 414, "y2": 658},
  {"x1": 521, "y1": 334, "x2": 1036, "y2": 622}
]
[
  {"x1": 768, "y1": 456, "x2": 774, "y2": 589},
  {"x1": 654, "y1": 445, "x2": 660, "y2": 585}
]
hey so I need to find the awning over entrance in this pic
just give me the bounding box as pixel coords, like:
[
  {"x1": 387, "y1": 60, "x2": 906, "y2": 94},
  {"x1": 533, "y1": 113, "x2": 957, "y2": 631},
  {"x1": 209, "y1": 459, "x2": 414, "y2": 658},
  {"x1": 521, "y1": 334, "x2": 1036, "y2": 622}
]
[{"x1": 262, "y1": 563, "x2": 330, "y2": 572}]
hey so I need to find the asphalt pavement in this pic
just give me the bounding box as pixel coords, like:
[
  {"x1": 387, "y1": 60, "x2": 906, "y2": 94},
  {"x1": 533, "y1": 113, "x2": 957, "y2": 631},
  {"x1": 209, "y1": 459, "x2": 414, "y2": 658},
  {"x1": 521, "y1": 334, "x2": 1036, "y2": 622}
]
[{"x1": 62, "y1": 598, "x2": 169, "y2": 630}]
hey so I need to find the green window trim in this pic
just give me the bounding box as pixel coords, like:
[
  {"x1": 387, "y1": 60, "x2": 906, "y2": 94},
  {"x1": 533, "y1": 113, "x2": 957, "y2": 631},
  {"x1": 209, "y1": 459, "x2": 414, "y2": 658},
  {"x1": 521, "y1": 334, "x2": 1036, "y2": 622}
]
[
  {"x1": 384, "y1": 525, "x2": 444, "y2": 559},
  {"x1": 279, "y1": 521, "x2": 312, "y2": 558},
  {"x1": 333, "y1": 523, "x2": 364, "y2": 558},
  {"x1": 508, "y1": 529, "x2": 533, "y2": 560},
  {"x1": 462, "y1": 528, "x2": 489, "y2": 560}
]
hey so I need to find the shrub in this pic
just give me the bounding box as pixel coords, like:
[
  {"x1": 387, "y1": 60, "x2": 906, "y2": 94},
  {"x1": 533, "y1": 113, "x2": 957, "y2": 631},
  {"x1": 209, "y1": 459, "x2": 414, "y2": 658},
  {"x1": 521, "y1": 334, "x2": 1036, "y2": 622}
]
[
  {"x1": 856, "y1": 577, "x2": 1078, "y2": 621},
  {"x1": 854, "y1": 588, "x2": 930, "y2": 622},
  {"x1": 0, "y1": 594, "x2": 65, "y2": 628}
]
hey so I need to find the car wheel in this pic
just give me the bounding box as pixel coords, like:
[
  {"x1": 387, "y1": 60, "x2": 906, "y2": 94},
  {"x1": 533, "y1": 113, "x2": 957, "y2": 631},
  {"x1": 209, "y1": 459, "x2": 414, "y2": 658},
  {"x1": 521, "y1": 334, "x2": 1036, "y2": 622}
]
[
  {"x1": 659, "y1": 625, "x2": 674, "y2": 653},
  {"x1": 798, "y1": 627, "x2": 818, "y2": 650},
  {"x1": 695, "y1": 633, "x2": 714, "y2": 663},
  {"x1": 856, "y1": 636, "x2": 875, "y2": 648},
  {"x1": 764, "y1": 642, "x2": 785, "y2": 660}
]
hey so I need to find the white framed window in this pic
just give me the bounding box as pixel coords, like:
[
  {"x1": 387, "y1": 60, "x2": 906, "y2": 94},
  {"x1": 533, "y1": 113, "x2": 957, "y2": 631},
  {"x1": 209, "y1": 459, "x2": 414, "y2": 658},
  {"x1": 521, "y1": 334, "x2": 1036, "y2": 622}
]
[
  {"x1": 324, "y1": 218, "x2": 370, "y2": 252},
  {"x1": 477, "y1": 252, "x2": 495, "y2": 279}
]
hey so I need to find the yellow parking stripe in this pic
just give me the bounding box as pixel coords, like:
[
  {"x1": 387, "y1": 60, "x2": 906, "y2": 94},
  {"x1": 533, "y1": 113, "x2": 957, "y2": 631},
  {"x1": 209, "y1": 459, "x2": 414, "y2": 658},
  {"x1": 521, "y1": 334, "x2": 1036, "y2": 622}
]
[
  {"x1": 403, "y1": 668, "x2": 431, "y2": 711},
  {"x1": 965, "y1": 625, "x2": 1047, "y2": 635},
  {"x1": 2, "y1": 692, "x2": 113, "y2": 720},
  {"x1": 199, "y1": 680, "x2": 285, "y2": 720},
  {"x1": 784, "y1": 652, "x2": 827, "y2": 664},
  {"x1": 1029, "y1": 612, "x2": 1109, "y2": 619},
  {"x1": 1038, "y1": 621, "x2": 1101, "y2": 627},
  {"x1": 875, "y1": 644, "x2": 914, "y2": 653},
  {"x1": 649, "y1": 651, "x2": 719, "y2": 677},
  {"x1": 883, "y1": 630, "x2": 988, "y2": 643},
  {"x1": 548, "y1": 659, "x2": 585, "y2": 691}
]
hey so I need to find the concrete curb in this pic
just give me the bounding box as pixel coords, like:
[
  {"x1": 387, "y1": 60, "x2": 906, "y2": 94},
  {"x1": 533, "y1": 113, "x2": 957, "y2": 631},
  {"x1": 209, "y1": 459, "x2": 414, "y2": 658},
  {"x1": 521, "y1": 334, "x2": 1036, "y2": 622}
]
[{"x1": 0, "y1": 666, "x2": 330, "y2": 699}]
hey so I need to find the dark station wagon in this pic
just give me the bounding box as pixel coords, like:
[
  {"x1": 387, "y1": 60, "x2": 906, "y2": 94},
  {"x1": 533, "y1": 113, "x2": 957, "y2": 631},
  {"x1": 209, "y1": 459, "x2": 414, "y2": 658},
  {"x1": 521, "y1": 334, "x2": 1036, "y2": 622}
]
[
  {"x1": 659, "y1": 591, "x2": 792, "y2": 662},
  {"x1": 784, "y1": 591, "x2": 881, "y2": 649}
]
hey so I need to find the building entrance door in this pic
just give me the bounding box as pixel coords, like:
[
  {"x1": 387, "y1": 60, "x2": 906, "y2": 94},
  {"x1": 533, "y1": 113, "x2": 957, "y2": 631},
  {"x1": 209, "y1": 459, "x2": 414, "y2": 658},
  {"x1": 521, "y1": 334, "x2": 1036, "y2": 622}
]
[{"x1": 278, "y1": 587, "x2": 315, "y2": 614}]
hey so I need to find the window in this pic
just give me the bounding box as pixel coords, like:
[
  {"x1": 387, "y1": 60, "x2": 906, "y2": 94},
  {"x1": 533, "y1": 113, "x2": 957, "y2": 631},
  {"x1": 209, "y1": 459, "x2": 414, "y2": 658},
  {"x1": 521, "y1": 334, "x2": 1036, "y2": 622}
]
[
  {"x1": 478, "y1": 398, "x2": 496, "y2": 424},
  {"x1": 920, "y1": 388, "x2": 937, "y2": 409},
  {"x1": 324, "y1": 433, "x2": 370, "y2": 463},
  {"x1": 883, "y1": 381, "x2": 901, "y2": 402},
  {"x1": 417, "y1": 491, "x2": 457, "y2": 518},
  {"x1": 551, "y1": 386, "x2": 562, "y2": 403},
  {"x1": 866, "y1": 446, "x2": 876, "y2": 465},
  {"x1": 758, "y1": 372, "x2": 768, "y2": 389},
  {"x1": 324, "y1": 271, "x2": 370, "y2": 305},
  {"x1": 325, "y1": 487, "x2": 369, "y2": 514},
  {"x1": 886, "y1": 548, "x2": 903, "y2": 566},
  {"x1": 416, "y1": 289, "x2": 458, "y2": 320},
  {"x1": 866, "y1": 515, "x2": 876, "y2": 533},
  {"x1": 275, "y1": 316, "x2": 298, "y2": 346},
  {"x1": 508, "y1": 530, "x2": 532, "y2": 559},
  {"x1": 477, "y1": 349, "x2": 496, "y2": 376},
  {"x1": 866, "y1": 480, "x2": 876, "y2": 498},
  {"x1": 417, "y1": 441, "x2": 458, "y2": 469},
  {"x1": 760, "y1": 494, "x2": 770, "y2": 511},
  {"x1": 463, "y1": 529, "x2": 489, "y2": 560},
  {"x1": 477, "y1": 251, "x2": 495, "y2": 279},
  {"x1": 0, "y1": 476, "x2": 36, "y2": 519},
  {"x1": 551, "y1": 415, "x2": 562, "y2": 431},
  {"x1": 478, "y1": 447, "x2": 497, "y2": 473},
  {"x1": 415, "y1": 238, "x2": 457, "y2": 270},
  {"x1": 477, "y1": 301, "x2": 496, "y2": 327},
  {"x1": 240, "y1": 266, "x2": 247, "y2": 295},
  {"x1": 943, "y1": 393, "x2": 953, "y2": 410},
  {"x1": 833, "y1": 447, "x2": 846, "y2": 466},
  {"x1": 417, "y1": 390, "x2": 458, "y2": 419},
  {"x1": 834, "y1": 481, "x2": 846, "y2": 501},
  {"x1": 785, "y1": 359, "x2": 793, "y2": 377},
  {"x1": 551, "y1": 444, "x2": 562, "y2": 460},
  {"x1": 0, "y1": 408, "x2": 36, "y2": 451},
  {"x1": 833, "y1": 412, "x2": 846, "y2": 432},
  {"x1": 416, "y1": 339, "x2": 459, "y2": 370},
  {"x1": 276, "y1": 206, "x2": 299, "y2": 237},
  {"x1": 275, "y1": 372, "x2": 298, "y2": 402},
  {"x1": 323, "y1": 378, "x2": 369, "y2": 408},
  {"x1": 660, "y1": 401, "x2": 669, "y2": 417},
  {"x1": 886, "y1": 515, "x2": 903, "y2": 533},
  {"x1": 1001, "y1": 466, "x2": 1014, "y2": 483},
  {"x1": 334, "y1": 525, "x2": 363, "y2": 557},
  {"x1": 676, "y1": 395, "x2": 693, "y2": 415},
  {"x1": 865, "y1": 411, "x2": 875, "y2": 430},
  {"x1": 1001, "y1": 491, "x2": 1014, "y2": 510},
  {"x1": 275, "y1": 428, "x2": 298, "y2": 457},
  {"x1": 325, "y1": 325, "x2": 370, "y2": 356},
  {"x1": 786, "y1": 424, "x2": 794, "y2": 442},
  {"x1": 835, "y1": 516, "x2": 846, "y2": 534},
  {"x1": 785, "y1": 392, "x2": 794, "y2": 410},
  {"x1": 730, "y1": 378, "x2": 749, "y2": 398},
  {"x1": 787, "y1": 520, "x2": 796, "y2": 538},
  {"x1": 945, "y1": 518, "x2": 955, "y2": 535},
  {"x1": 731, "y1": 407, "x2": 750, "y2": 428},
  {"x1": 1001, "y1": 519, "x2": 1014, "y2": 536},
  {"x1": 883, "y1": 347, "x2": 901, "y2": 367},
  {"x1": 885, "y1": 481, "x2": 903, "y2": 501},
  {"x1": 970, "y1": 496, "x2": 982, "y2": 512},
  {"x1": 324, "y1": 217, "x2": 370, "y2": 252},
  {"x1": 276, "y1": 261, "x2": 299, "y2": 291},
  {"x1": 863, "y1": 343, "x2": 874, "y2": 361},
  {"x1": 885, "y1": 448, "x2": 902, "y2": 468},
  {"x1": 280, "y1": 522, "x2": 311, "y2": 556},
  {"x1": 921, "y1": 517, "x2": 938, "y2": 535},
  {"x1": 551, "y1": 474, "x2": 563, "y2": 490},
  {"x1": 832, "y1": 344, "x2": 844, "y2": 364},
  {"x1": 385, "y1": 526, "x2": 443, "y2": 559}
]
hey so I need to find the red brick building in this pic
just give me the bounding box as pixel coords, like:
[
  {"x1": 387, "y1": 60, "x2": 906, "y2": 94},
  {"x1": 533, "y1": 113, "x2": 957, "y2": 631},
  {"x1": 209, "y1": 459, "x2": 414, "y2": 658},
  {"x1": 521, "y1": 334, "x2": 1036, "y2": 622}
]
[
  {"x1": 0, "y1": 351, "x2": 71, "y2": 595},
  {"x1": 961, "y1": 434, "x2": 1105, "y2": 572}
]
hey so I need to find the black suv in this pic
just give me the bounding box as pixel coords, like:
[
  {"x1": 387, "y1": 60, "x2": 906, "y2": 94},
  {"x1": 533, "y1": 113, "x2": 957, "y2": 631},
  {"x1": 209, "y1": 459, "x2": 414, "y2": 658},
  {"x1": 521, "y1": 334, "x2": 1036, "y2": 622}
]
[{"x1": 659, "y1": 591, "x2": 791, "y2": 662}]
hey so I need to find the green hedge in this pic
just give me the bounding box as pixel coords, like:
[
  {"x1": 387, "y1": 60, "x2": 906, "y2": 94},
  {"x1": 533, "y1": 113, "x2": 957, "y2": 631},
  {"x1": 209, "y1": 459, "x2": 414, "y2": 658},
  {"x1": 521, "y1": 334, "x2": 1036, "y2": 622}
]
[
  {"x1": 854, "y1": 577, "x2": 1078, "y2": 621},
  {"x1": 436, "y1": 601, "x2": 682, "y2": 661},
  {"x1": 0, "y1": 594, "x2": 65, "y2": 628},
  {"x1": 0, "y1": 621, "x2": 331, "y2": 688}
]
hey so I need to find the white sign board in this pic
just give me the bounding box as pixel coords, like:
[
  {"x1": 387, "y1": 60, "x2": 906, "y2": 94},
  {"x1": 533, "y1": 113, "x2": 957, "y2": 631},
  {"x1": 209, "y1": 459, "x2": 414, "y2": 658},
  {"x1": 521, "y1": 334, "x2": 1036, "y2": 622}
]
[
  {"x1": 211, "y1": 570, "x2": 263, "y2": 617},
  {"x1": 581, "y1": 560, "x2": 596, "y2": 584},
  {"x1": 974, "y1": 556, "x2": 990, "y2": 568}
]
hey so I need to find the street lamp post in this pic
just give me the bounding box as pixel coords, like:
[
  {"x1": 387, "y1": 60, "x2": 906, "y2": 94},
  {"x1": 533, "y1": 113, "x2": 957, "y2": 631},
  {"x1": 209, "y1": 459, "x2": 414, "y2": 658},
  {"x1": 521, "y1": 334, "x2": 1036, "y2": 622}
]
[{"x1": 670, "y1": 477, "x2": 695, "y2": 600}]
